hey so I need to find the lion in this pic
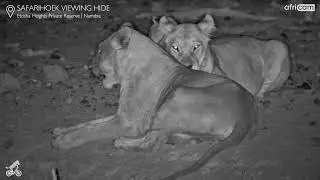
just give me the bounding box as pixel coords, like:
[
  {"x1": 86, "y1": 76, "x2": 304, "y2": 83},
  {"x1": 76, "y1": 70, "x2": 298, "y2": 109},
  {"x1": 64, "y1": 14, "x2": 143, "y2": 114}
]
[
  {"x1": 93, "y1": 24, "x2": 257, "y2": 180},
  {"x1": 149, "y1": 14, "x2": 291, "y2": 98}
]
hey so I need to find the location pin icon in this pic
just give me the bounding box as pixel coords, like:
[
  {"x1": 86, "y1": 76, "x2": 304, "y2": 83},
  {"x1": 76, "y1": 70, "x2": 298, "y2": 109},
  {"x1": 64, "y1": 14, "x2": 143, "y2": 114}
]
[{"x1": 6, "y1": 5, "x2": 15, "y2": 18}]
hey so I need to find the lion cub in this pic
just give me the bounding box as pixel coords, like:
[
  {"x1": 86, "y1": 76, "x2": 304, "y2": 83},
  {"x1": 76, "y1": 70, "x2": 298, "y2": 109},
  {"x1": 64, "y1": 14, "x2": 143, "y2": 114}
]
[{"x1": 149, "y1": 14, "x2": 291, "y2": 98}]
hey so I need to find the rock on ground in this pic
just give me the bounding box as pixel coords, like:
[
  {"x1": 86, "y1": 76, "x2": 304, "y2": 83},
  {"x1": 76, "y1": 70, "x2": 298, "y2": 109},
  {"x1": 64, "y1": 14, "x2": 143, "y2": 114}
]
[
  {"x1": 43, "y1": 64, "x2": 69, "y2": 83},
  {"x1": 0, "y1": 73, "x2": 21, "y2": 94}
]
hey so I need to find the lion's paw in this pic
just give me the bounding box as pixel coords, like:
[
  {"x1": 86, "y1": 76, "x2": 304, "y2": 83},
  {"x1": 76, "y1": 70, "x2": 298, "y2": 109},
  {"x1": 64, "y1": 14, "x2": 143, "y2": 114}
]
[
  {"x1": 113, "y1": 136, "x2": 146, "y2": 150},
  {"x1": 139, "y1": 131, "x2": 167, "y2": 152},
  {"x1": 113, "y1": 131, "x2": 167, "y2": 152}
]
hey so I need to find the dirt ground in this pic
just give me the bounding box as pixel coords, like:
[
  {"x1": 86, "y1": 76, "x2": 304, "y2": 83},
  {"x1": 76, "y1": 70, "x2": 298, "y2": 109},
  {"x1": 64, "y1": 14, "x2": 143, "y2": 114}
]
[{"x1": 1, "y1": 0, "x2": 320, "y2": 180}]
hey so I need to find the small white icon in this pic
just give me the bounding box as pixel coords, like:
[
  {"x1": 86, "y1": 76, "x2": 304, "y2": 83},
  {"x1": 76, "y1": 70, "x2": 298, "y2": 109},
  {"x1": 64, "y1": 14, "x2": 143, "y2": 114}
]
[
  {"x1": 5, "y1": 160, "x2": 22, "y2": 177},
  {"x1": 6, "y1": 5, "x2": 15, "y2": 18}
]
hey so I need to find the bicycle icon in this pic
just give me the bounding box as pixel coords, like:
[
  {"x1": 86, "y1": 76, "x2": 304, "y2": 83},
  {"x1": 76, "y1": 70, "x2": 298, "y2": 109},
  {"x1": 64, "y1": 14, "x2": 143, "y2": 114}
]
[{"x1": 5, "y1": 160, "x2": 22, "y2": 177}]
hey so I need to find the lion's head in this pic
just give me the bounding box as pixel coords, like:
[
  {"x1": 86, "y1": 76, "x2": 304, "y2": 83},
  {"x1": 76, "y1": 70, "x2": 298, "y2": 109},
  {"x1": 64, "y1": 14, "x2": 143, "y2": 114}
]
[
  {"x1": 150, "y1": 14, "x2": 216, "y2": 71},
  {"x1": 96, "y1": 24, "x2": 133, "y2": 89}
]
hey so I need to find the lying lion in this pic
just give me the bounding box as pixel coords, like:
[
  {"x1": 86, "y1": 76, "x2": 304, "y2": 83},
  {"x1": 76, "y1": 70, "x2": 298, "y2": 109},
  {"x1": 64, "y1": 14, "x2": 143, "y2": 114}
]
[
  {"x1": 150, "y1": 14, "x2": 291, "y2": 98},
  {"x1": 91, "y1": 24, "x2": 257, "y2": 180}
]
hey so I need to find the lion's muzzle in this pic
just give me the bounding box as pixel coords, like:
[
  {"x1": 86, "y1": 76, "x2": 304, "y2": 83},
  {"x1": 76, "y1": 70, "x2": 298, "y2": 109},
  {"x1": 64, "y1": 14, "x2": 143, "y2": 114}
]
[
  {"x1": 99, "y1": 59, "x2": 121, "y2": 89},
  {"x1": 179, "y1": 55, "x2": 200, "y2": 70}
]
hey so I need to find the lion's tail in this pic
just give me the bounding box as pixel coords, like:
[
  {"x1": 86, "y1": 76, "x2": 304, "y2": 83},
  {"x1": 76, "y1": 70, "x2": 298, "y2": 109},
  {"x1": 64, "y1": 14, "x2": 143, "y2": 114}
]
[{"x1": 159, "y1": 108, "x2": 255, "y2": 180}]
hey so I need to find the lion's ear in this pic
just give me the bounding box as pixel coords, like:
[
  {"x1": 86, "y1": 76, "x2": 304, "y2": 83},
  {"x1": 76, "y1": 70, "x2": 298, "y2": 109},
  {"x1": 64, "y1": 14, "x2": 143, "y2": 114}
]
[
  {"x1": 197, "y1": 14, "x2": 216, "y2": 36},
  {"x1": 152, "y1": 16, "x2": 158, "y2": 24},
  {"x1": 121, "y1": 22, "x2": 133, "y2": 28},
  {"x1": 159, "y1": 16, "x2": 177, "y2": 32},
  {"x1": 111, "y1": 27, "x2": 132, "y2": 49},
  {"x1": 149, "y1": 16, "x2": 177, "y2": 43},
  {"x1": 149, "y1": 17, "x2": 162, "y2": 43}
]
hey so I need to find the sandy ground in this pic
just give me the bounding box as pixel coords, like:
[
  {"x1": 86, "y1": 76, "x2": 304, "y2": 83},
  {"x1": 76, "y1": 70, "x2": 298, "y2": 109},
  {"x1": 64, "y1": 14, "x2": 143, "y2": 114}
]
[{"x1": 0, "y1": 0, "x2": 320, "y2": 180}]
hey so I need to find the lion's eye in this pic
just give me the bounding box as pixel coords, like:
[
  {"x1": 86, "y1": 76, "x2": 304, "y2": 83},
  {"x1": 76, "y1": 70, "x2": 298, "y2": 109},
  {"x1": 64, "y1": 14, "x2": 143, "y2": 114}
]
[
  {"x1": 171, "y1": 45, "x2": 180, "y2": 53},
  {"x1": 193, "y1": 44, "x2": 201, "y2": 51},
  {"x1": 97, "y1": 49, "x2": 102, "y2": 54}
]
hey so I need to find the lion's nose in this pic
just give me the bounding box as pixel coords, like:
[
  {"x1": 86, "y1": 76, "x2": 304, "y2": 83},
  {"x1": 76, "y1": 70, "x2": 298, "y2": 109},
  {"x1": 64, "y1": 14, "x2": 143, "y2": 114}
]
[
  {"x1": 181, "y1": 59, "x2": 193, "y2": 67},
  {"x1": 180, "y1": 56, "x2": 195, "y2": 68},
  {"x1": 91, "y1": 66, "x2": 102, "y2": 77},
  {"x1": 99, "y1": 73, "x2": 106, "y2": 80}
]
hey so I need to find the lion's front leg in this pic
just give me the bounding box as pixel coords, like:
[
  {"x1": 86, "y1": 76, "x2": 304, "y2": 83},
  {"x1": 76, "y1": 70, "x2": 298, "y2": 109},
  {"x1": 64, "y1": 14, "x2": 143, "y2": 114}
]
[
  {"x1": 258, "y1": 40, "x2": 290, "y2": 98},
  {"x1": 51, "y1": 115, "x2": 122, "y2": 149}
]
